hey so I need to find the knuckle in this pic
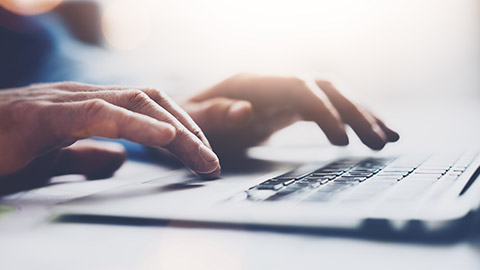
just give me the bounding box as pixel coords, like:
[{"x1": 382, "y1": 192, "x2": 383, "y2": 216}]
[
  {"x1": 286, "y1": 76, "x2": 310, "y2": 100},
  {"x1": 144, "y1": 88, "x2": 168, "y2": 103},
  {"x1": 82, "y1": 98, "x2": 108, "y2": 118},
  {"x1": 289, "y1": 76, "x2": 308, "y2": 88},
  {"x1": 143, "y1": 87, "x2": 163, "y2": 96},
  {"x1": 190, "y1": 126, "x2": 204, "y2": 138},
  {"x1": 207, "y1": 97, "x2": 228, "y2": 111},
  {"x1": 316, "y1": 79, "x2": 334, "y2": 88},
  {"x1": 126, "y1": 89, "x2": 149, "y2": 103},
  {"x1": 123, "y1": 90, "x2": 153, "y2": 110},
  {"x1": 175, "y1": 125, "x2": 190, "y2": 137}
]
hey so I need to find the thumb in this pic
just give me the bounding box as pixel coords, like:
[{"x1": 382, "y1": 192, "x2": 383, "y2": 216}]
[
  {"x1": 53, "y1": 140, "x2": 126, "y2": 179},
  {"x1": 189, "y1": 97, "x2": 253, "y2": 133},
  {"x1": 0, "y1": 140, "x2": 126, "y2": 195}
]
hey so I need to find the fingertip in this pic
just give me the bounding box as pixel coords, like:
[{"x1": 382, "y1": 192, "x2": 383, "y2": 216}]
[
  {"x1": 331, "y1": 133, "x2": 350, "y2": 146},
  {"x1": 321, "y1": 122, "x2": 349, "y2": 146},
  {"x1": 56, "y1": 140, "x2": 127, "y2": 179},
  {"x1": 374, "y1": 117, "x2": 400, "y2": 143},
  {"x1": 365, "y1": 124, "x2": 389, "y2": 150},
  {"x1": 388, "y1": 131, "x2": 400, "y2": 142},
  {"x1": 198, "y1": 166, "x2": 222, "y2": 180},
  {"x1": 365, "y1": 135, "x2": 387, "y2": 151},
  {"x1": 369, "y1": 142, "x2": 386, "y2": 151},
  {"x1": 193, "y1": 144, "x2": 221, "y2": 176}
]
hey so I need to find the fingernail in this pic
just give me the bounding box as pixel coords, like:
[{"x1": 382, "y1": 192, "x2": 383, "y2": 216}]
[
  {"x1": 368, "y1": 137, "x2": 386, "y2": 150},
  {"x1": 338, "y1": 133, "x2": 349, "y2": 145},
  {"x1": 389, "y1": 132, "x2": 400, "y2": 142},
  {"x1": 198, "y1": 144, "x2": 220, "y2": 173},
  {"x1": 198, "y1": 166, "x2": 221, "y2": 180},
  {"x1": 332, "y1": 132, "x2": 349, "y2": 146}
]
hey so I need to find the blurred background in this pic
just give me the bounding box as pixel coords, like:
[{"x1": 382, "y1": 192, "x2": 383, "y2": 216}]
[
  {"x1": 1, "y1": 0, "x2": 478, "y2": 99},
  {"x1": 1, "y1": 0, "x2": 479, "y2": 153},
  {"x1": 97, "y1": 0, "x2": 480, "y2": 100}
]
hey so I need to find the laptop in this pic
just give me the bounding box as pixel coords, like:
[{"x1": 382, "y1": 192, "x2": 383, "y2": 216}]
[{"x1": 55, "y1": 131, "x2": 480, "y2": 238}]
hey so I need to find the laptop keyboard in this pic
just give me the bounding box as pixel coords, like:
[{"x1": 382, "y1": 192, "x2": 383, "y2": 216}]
[{"x1": 244, "y1": 152, "x2": 478, "y2": 203}]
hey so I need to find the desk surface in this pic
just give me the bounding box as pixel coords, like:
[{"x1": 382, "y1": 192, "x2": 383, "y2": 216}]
[{"x1": 1, "y1": 97, "x2": 479, "y2": 270}]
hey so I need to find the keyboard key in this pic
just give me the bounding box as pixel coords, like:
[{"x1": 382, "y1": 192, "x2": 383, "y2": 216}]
[
  {"x1": 257, "y1": 180, "x2": 284, "y2": 190},
  {"x1": 382, "y1": 170, "x2": 411, "y2": 174},
  {"x1": 274, "y1": 164, "x2": 322, "y2": 180},
  {"x1": 242, "y1": 152, "x2": 476, "y2": 203},
  {"x1": 302, "y1": 177, "x2": 330, "y2": 185},
  {"x1": 342, "y1": 172, "x2": 374, "y2": 178},
  {"x1": 310, "y1": 173, "x2": 339, "y2": 178},
  {"x1": 283, "y1": 179, "x2": 296, "y2": 186},
  {"x1": 415, "y1": 169, "x2": 447, "y2": 174},
  {"x1": 335, "y1": 176, "x2": 367, "y2": 182},
  {"x1": 273, "y1": 176, "x2": 297, "y2": 180},
  {"x1": 315, "y1": 168, "x2": 347, "y2": 173},
  {"x1": 267, "y1": 183, "x2": 316, "y2": 201},
  {"x1": 349, "y1": 169, "x2": 375, "y2": 173},
  {"x1": 386, "y1": 166, "x2": 416, "y2": 171}
]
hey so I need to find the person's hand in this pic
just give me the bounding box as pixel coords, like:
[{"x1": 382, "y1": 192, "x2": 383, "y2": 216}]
[
  {"x1": 181, "y1": 73, "x2": 399, "y2": 156},
  {"x1": 0, "y1": 82, "x2": 220, "y2": 187}
]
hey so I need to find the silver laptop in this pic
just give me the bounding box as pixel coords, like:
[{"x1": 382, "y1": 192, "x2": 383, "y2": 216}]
[{"x1": 56, "y1": 146, "x2": 480, "y2": 237}]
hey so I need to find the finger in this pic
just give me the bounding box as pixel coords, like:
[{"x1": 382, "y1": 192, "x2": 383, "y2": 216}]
[
  {"x1": 187, "y1": 97, "x2": 254, "y2": 133},
  {"x1": 52, "y1": 82, "x2": 213, "y2": 150},
  {"x1": 66, "y1": 90, "x2": 221, "y2": 177},
  {"x1": 316, "y1": 80, "x2": 389, "y2": 150},
  {"x1": 141, "y1": 88, "x2": 213, "y2": 149},
  {"x1": 0, "y1": 150, "x2": 59, "y2": 195},
  {"x1": 188, "y1": 74, "x2": 298, "y2": 107},
  {"x1": 53, "y1": 140, "x2": 126, "y2": 179},
  {"x1": 293, "y1": 79, "x2": 349, "y2": 145},
  {"x1": 49, "y1": 99, "x2": 177, "y2": 147},
  {"x1": 0, "y1": 140, "x2": 126, "y2": 195},
  {"x1": 373, "y1": 116, "x2": 400, "y2": 142}
]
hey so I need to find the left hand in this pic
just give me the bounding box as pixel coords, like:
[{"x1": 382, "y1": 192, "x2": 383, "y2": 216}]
[{"x1": 181, "y1": 73, "x2": 399, "y2": 156}]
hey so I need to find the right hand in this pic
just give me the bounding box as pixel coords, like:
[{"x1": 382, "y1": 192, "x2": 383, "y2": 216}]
[
  {"x1": 0, "y1": 82, "x2": 220, "y2": 183},
  {"x1": 182, "y1": 74, "x2": 399, "y2": 155}
]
